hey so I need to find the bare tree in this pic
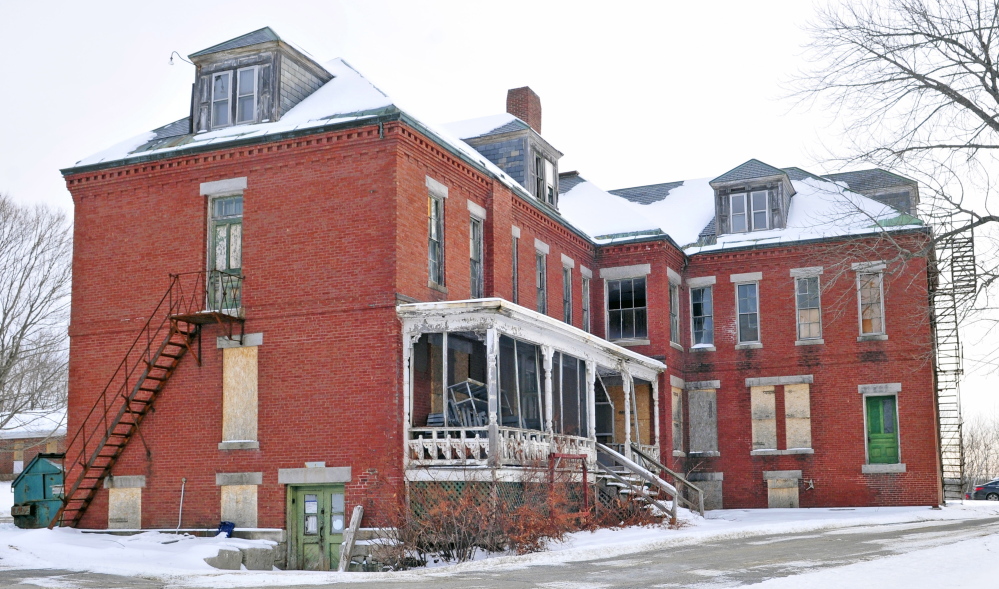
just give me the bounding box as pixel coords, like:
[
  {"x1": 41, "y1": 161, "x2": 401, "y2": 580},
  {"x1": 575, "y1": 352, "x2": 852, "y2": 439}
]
[
  {"x1": 797, "y1": 0, "x2": 999, "y2": 290},
  {"x1": 0, "y1": 194, "x2": 72, "y2": 433}
]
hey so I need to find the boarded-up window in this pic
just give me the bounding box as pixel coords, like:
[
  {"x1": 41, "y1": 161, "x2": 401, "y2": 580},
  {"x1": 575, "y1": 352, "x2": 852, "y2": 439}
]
[
  {"x1": 221, "y1": 485, "x2": 258, "y2": 527},
  {"x1": 108, "y1": 488, "x2": 141, "y2": 529},
  {"x1": 784, "y1": 384, "x2": 812, "y2": 449},
  {"x1": 688, "y1": 389, "x2": 718, "y2": 453},
  {"x1": 671, "y1": 387, "x2": 683, "y2": 453},
  {"x1": 750, "y1": 386, "x2": 777, "y2": 451},
  {"x1": 223, "y1": 346, "x2": 258, "y2": 442}
]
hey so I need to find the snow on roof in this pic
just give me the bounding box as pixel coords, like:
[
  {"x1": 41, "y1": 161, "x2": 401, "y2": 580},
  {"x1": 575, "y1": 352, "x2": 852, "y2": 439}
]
[
  {"x1": 559, "y1": 174, "x2": 922, "y2": 251},
  {"x1": 441, "y1": 113, "x2": 523, "y2": 139},
  {"x1": 0, "y1": 409, "x2": 66, "y2": 440}
]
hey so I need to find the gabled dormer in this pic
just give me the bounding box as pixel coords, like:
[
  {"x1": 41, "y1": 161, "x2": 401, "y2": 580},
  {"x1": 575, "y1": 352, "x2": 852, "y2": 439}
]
[
  {"x1": 188, "y1": 27, "x2": 333, "y2": 133},
  {"x1": 448, "y1": 87, "x2": 564, "y2": 210},
  {"x1": 709, "y1": 159, "x2": 795, "y2": 235}
]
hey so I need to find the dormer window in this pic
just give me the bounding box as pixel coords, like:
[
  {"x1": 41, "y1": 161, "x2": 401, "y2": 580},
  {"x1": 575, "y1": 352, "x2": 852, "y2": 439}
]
[
  {"x1": 730, "y1": 190, "x2": 770, "y2": 233},
  {"x1": 535, "y1": 154, "x2": 556, "y2": 206},
  {"x1": 212, "y1": 72, "x2": 231, "y2": 128},
  {"x1": 236, "y1": 67, "x2": 257, "y2": 124}
]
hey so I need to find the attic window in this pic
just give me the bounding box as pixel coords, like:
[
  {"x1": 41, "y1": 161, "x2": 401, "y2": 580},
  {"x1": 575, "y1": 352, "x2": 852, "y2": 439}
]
[
  {"x1": 212, "y1": 72, "x2": 231, "y2": 128},
  {"x1": 730, "y1": 190, "x2": 769, "y2": 233},
  {"x1": 236, "y1": 67, "x2": 257, "y2": 124},
  {"x1": 535, "y1": 154, "x2": 556, "y2": 206}
]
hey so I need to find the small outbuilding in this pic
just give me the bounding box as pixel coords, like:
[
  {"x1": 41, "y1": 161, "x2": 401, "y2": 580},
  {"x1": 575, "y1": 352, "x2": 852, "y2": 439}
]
[{"x1": 11, "y1": 453, "x2": 64, "y2": 529}]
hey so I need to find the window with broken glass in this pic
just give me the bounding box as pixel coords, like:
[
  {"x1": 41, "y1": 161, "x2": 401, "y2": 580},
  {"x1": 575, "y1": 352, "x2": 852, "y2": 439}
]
[
  {"x1": 499, "y1": 335, "x2": 544, "y2": 430},
  {"x1": 691, "y1": 286, "x2": 713, "y2": 346},
  {"x1": 535, "y1": 154, "x2": 556, "y2": 206},
  {"x1": 536, "y1": 252, "x2": 548, "y2": 314},
  {"x1": 211, "y1": 195, "x2": 242, "y2": 308},
  {"x1": 581, "y1": 277, "x2": 591, "y2": 333},
  {"x1": 858, "y1": 272, "x2": 885, "y2": 335},
  {"x1": 795, "y1": 276, "x2": 822, "y2": 340},
  {"x1": 211, "y1": 72, "x2": 231, "y2": 128},
  {"x1": 607, "y1": 277, "x2": 647, "y2": 341},
  {"x1": 428, "y1": 194, "x2": 444, "y2": 286},
  {"x1": 669, "y1": 282, "x2": 680, "y2": 345},
  {"x1": 552, "y1": 352, "x2": 588, "y2": 437},
  {"x1": 469, "y1": 217, "x2": 483, "y2": 298}
]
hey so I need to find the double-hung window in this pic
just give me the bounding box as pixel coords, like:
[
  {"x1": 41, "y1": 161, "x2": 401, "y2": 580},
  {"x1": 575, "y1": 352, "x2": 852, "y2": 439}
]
[
  {"x1": 235, "y1": 67, "x2": 257, "y2": 124},
  {"x1": 211, "y1": 195, "x2": 243, "y2": 308},
  {"x1": 211, "y1": 72, "x2": 232, "y2": 128},
  {"x1": 736, "y1": 283, "x2": 760, "y2": 343},
  {"x1": 858, "y1": 272, "x2": 885, "y2": 335},
  {"x1": 535, "y1": 154, "x2": 556, "y2": 206},
  {"x1": 795, "y1": 276, "x2": 822, "y2": 340},
  {"x1": 536, "y1": 252, "x2": 547, "y2": 314},
  {"x1": 511, "y1": 235, "x2": 519, "y2": 304},
  {"x1": 607, "y1": 277, "x2": 647, "y2": 341},
  {"x1": 730, "y1": 190, "x2": 769, "y2": 233},
  {"x1": 581, "y1": 277, "x2": 591, "y2": 333},
  {"x1": 750, "y1": 190, "x2": 768, "y2": 230},
  {"x1": 562, "y1": 266, "x2": 572, "y2": 324},
  {"x1": 469, "y1": 217, "x2": 483, "y2": 298},
  {"x1": 428, "y1": 194, "x2": 445, "y2": 287},
  {"x1": 691, "y1": 287, "x2": 713, "y2": 346},
  {"x1": 669, "y1": 283, "x2": 680, "y2": 345}
]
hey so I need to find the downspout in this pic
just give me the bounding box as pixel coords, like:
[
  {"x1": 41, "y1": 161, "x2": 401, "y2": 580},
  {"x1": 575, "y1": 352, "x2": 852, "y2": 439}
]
[{"x1": 176, "y1": 478, "x2": 187, "y2": 533}]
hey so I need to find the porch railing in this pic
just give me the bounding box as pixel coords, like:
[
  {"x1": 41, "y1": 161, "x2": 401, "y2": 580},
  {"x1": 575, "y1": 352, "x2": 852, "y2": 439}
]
[{"x1": 407, "y1": 426, "x2": 596, "y2": 467}]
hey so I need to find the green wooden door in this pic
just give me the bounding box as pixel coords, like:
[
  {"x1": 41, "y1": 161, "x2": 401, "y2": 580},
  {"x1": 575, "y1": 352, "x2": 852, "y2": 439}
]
[
  {"x1": 210, "y1": 195, "x2": 242, "y2": 309},
  {"x1": 289, "y1": 485, "x2": 346, "y2": 571},
  {"x1": 866, "y1": 395, "x2": 899, "y2": 464}
]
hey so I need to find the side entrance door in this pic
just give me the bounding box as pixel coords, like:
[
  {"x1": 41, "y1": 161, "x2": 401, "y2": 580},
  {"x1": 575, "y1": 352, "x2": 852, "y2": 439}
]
[
  {"x1": 866, "y1": 395, "x2": 900, "y2": 464},
  {"x1": 288, "y1": 485, "x2": 346, "y2": 570}
]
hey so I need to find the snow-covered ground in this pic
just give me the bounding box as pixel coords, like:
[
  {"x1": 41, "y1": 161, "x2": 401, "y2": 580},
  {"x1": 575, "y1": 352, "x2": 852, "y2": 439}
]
[
  {"x1": 0, "y1": 503, "x2": 996, "y2": 587},
  {"x1": 0, "y1": 481, "x2": 13, "y2": 518}
]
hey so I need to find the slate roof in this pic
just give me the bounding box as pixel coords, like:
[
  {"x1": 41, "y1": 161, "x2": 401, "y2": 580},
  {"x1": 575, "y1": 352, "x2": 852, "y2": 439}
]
[
  {"x1": 609, "y1": 181, "x2": 684, "y2": 205},
  {"x1": 479, "y1": 118, "x2": 530, "y2": 138},
  {"x1": 823, "y1": 168, "x2": 916, "y2": 193},
  {"x1": 782, "y1": 167, "x2": 825, "y2": 182},
  {"x1": 558, "y1": 171, "x2": 587, "y2": 194},
  {"x1": 711, "y1": 159, "x2": 787, "y2": 184},
  {"x1": 189, "y1": 27, "x2": 281, "y2": 58}
]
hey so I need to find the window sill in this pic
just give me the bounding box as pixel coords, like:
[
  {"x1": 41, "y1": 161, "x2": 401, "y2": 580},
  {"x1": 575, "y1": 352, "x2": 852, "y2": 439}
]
[
  {"x1": 735, "y1": 342, "x2": 763, "y2": 350},
  {"x1": 862, "y1": 463, "x2": 906, "y2": 474},
  {"x1": 428, "y1": 281, "x2": 448, "y2": 294},
  {"x1": 795, "y1": 339, "x2": 824, "y2": 346},
  {"x1": 672, "y1": 450, "x2": 686, "y2": 457},
  {"x1": 688, "y1": 451, "x2": 720, "y2": 457},
  {"x1": 751, "y1": 448, "x2": 815, "y2": 456},
  {"x1": 612, "y1": 338, "x2": 651, "y2": 347},
  {"x1": 670, "y1": 341, "x2": 684, "y2": 352},
  {"x1": 858, "y1": 334, "x2": 888, "y2": 342},
  {"x1": 218, "y1": 441, "x2": 260, "y2": 450},
  {"x1": 690, "y1": 345, "x2": 716, "y2": 352}
]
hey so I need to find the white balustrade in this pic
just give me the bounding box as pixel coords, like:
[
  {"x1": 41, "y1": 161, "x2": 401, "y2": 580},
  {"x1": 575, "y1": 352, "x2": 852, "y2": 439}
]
[{"x1": 407, "y1": 427, "x2": 597, "y2": 467}]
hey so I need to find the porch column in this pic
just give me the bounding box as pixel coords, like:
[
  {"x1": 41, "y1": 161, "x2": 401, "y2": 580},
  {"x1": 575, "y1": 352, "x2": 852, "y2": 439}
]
[
  {"x1": 585, "y1": 361, "x2": 596, "y2": 441},
  {"x1": 622, "y1": 367, "x2": 633, "y2": 460},
  {"x1": 542, "y1": 345, "x2": 554, "y2": 434},
  {"x1": 485, "y1": 328, "x2": 500, "y2": 468},
  {"x1": 402, "y1": 329, "x2": 417, "y2": 468},
  {"x1": 652, "y1": 374, "x2": 661, "y2": 452}
]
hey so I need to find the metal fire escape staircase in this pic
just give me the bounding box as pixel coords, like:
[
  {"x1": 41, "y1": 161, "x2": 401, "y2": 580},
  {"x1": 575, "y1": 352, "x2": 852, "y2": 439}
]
[
  {"x1": 931, "y1": 217, "x2": 976, "y2": 503},
  {"x1": 53, "y1": 271, "x2": 243, "y2": 528}
]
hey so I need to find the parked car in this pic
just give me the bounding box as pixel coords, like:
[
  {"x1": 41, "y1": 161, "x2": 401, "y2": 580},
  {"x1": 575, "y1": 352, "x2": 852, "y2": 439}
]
[{"x1": 967, "y1": 478, "x2": 999, "y2": 500}]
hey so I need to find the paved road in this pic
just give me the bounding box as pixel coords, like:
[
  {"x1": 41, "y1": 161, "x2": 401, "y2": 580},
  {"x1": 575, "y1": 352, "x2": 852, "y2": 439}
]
[{"x1": 2, "y1": 516, "x2": 997, "y2": 588}]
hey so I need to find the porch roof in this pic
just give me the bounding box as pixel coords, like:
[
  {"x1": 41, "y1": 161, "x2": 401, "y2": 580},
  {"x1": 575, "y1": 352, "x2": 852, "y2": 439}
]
[{"x1": 397, "y1": 298, "x2": 665, "y2": 380}]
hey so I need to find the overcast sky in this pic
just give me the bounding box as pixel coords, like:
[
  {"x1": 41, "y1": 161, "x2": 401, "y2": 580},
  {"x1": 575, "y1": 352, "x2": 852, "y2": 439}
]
[{"x1": 1, "y1": 0, "x2": 995, "y2": 416}]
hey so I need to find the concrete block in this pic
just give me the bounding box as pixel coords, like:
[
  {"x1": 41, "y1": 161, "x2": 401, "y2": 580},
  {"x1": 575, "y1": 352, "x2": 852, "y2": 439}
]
[
  {"x1": 240, "y1": 546, "x2": 275, "y2": 570},
  {"x1": 205, "y1": 548, "x2": 242, "y2": 570}
]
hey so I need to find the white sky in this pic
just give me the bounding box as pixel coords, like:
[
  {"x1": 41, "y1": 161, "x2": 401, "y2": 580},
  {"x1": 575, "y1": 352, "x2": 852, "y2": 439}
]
[{"x1": 0, "y1": 0, "x2": 994, "y2": 417}]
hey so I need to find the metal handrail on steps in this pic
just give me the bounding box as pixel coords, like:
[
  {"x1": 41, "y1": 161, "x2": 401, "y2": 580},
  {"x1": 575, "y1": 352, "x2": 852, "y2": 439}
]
[
  {"x1": 595, "y1": 443, "x2": 680, "y2": 522},
  {"x1": 629, "y1": 443, "x2": 705, "y2": 516}
]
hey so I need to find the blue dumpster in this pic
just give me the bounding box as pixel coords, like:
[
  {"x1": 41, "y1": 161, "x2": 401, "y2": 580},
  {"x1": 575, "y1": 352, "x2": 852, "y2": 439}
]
[{"x1": 11, "y1": 453, "x2": 64, "y2": 529}]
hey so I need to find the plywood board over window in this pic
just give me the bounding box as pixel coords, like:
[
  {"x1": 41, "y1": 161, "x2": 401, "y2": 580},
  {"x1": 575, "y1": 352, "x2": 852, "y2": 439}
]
[
  {"x1": 108, "y1": 488, "x2": 142, "y2": 529},
  {"x1": 784, "y1": 384, "x2": 812, "y2": 449},
  {"x1": 221, "y1": 485, "x2": 258, "y2": 527},
  {"x1": 688, "y1": 389, "x2": 718, "y2": 453},
  {"x1": 223, "y1": 346, "x2": 258, "y2": 443},
  {"x1": 750, "y1": 386, "x2": 777, "y2": 451}
]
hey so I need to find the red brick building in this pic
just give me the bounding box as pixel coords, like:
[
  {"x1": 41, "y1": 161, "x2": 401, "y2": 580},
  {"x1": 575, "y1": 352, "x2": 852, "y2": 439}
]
[{"x1": 62, "y1": 28, "x2": 941, "y2": 568}]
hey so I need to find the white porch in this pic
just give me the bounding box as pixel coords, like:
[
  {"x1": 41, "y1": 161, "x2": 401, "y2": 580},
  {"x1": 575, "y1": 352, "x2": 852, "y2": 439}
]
[{"x1": 399, "y1": 298, "x2": 666, "y2": 479}]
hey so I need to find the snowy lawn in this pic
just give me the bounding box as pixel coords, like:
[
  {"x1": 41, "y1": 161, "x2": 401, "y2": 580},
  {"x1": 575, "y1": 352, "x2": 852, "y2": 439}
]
[
  {"x1": 0, "y1": 503, "x2": 996, "y2": 587},
  {"x1": 0, "y1": 481, "x2": 13, "y2": 518}
]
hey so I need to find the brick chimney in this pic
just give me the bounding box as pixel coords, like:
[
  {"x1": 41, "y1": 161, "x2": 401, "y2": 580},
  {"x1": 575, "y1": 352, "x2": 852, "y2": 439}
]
[{"x1": 506, "y1": 87, "x2": 542, "y2": 134}]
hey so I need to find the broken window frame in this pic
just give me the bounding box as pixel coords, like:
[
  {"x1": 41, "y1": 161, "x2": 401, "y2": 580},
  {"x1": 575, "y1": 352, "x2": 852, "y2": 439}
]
[
  {"x1": 211, "y1": 71, "x2": 232, "y2": 128},
  {"x1": 606, "y1": 277, "x2": 648, "y2": 341},
  {"x1": 498, "y1": 334, "x2": 544, "y2": 431},
  {"x1": 857, "y1": 271, "x2": 885, "y2": 335},
  {"x1": 534, "y1": 154, "x2": 557, "y2": 206},
  {"x1": 428, "y1": 193, "x2": 445, "y2": 287},
  {"x1": 552, "y1": 352, "x2": 588, "y2": 437},
  {"x1": 690, "y1": 286, "x2": 714, "y2": 346},
  {"x1": 469, "y1": 216, "x2": 484, "y2": 298}
]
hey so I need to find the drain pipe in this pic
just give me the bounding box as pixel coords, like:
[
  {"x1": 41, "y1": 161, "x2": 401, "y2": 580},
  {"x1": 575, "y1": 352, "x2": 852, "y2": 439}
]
[{"x1": 176, "y1": 478, "x2": 187, "y2": 534}]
